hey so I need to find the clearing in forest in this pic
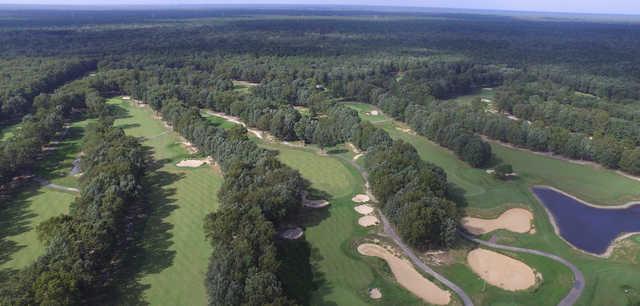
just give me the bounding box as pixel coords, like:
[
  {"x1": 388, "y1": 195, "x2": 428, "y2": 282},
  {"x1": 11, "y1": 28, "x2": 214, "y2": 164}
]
[
  {"x1": 257, "y1": 141, "x2": 427, "y2": 305},
  {"x1": 346, "y1": 101, "x2": 640, "y2": 305},
  {"x1": 109, "y1": 98, "x2": 223, "y2": 306},
  {"x1": 0, "y1": 118, "x2": 89, "y2": 271}
]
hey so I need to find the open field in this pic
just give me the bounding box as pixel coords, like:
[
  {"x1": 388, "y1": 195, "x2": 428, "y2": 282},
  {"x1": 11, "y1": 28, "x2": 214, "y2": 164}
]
[
  {"x1": 257, "y1": 140, "x2": 428, "y2": 305},
  {"x1": 109, "y1": 98, "x2": 223, "y2": 305},
  {"x1": 0, "y1": 185, "x2": 74, "y2": 271},
  {"x1": 200, "y1": 109, "x2": 239, "y2": 130},
  {"x1": 0, "y1": 117, "x2": 91, "y2": 273},
  {"x1": 345, "y1": 101, "x2": 640, "y2": 306}
]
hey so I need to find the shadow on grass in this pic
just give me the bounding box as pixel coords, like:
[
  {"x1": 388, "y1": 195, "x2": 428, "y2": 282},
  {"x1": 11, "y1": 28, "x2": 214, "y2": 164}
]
[
  {"x1": 108, "y1": 150, "x2": 184, "y2": 305},
  {"x1": 0, "y1": 184, "x2": 41, "y2": 268},
  {"x1": 447, "y1": 182, "x2": 468, "y2": 210},
  {"x1": 36, "y1": 125, "x2": 85, "y2": 181}
]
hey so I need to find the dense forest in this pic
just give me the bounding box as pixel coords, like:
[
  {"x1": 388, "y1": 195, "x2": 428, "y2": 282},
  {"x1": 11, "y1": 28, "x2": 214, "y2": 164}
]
[{"x1": 1, "y1": 7, "x2": 640, "y2": 305}]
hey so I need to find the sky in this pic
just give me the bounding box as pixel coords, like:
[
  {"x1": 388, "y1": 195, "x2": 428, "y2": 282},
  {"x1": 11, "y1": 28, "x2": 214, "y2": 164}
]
[{"x1": 2, "y1": 0, "x2": 640, "y2": 15}]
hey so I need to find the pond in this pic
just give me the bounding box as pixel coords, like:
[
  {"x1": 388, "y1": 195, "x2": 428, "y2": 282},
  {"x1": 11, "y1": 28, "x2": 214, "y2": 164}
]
[{"x1": 532, "y1": 186, "x2": 640, "y2": 256}]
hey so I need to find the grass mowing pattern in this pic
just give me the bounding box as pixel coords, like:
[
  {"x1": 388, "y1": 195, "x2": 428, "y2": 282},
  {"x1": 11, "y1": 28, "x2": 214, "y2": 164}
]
[
  {"x1": 345, "y1": 101, "x2": 640, "y2": 306},
  {"x1": 109, "y1": 98, "x2": 222, "y2": 305},
  {"x1": 259, "y1": 141, "x2": 427, "y2": 306}
]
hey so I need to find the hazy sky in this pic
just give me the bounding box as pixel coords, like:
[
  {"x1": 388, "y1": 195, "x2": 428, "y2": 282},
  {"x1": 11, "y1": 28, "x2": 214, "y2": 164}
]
[{"x1": 2, "y1": 0, "x2": 640, "y2": 15}]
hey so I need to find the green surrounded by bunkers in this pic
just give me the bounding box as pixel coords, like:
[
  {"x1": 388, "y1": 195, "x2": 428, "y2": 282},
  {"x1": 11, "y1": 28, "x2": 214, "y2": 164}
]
[
  {"x1": 345, "y1": 101, "x2": 640, "y2": 306},
  {"x1": 257, "y1": 140, "x2": 433, "y2": 305},
  {"x1": 0, "y1": 118, "x2": 89, "y2": 273},
  {"x1": 108, "y1": 97, "x2": 223, "y2": 305}
]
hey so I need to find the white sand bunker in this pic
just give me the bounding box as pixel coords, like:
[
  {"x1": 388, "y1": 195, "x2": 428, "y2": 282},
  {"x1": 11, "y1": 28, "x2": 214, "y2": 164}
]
[
  {"x1": 354, "y1": 204, "x2": 374, "y2": 215},
  {"x1": 352, "y1": 194, "x2": 370, "y2": 203},
  {"x1": 467, "y1": 248, "x2": 537, "y2": 291},
  {"x1": 280, "y1": 227, "x2": 304, "y2": 240},
  {"x1": 359, "y1": 215, "x2": 380, "y2": 227},
  {"x1": 358, "y1": 244, "x2": 451, "y2": 305},
  {"x1": 303, "y1": 199, "x2": 330, "y2": 208},
  {"x1": 462, "y1": 208, "x2": 534, "y2": 235},
  {"x1": 176, "y1": 158, "x2": 210, "y2": 168},
  {"x1": 369, "y1": 288, "x2": 382, "y2": 299}
]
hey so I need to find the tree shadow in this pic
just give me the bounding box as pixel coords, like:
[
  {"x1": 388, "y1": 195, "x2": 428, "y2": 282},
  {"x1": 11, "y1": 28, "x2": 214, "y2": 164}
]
[
  {"x1": 447, "y1": 182, "x2": 468, "y2": 210},
  {"x1": 326, "y1": 148, "x2": 348, "y2": 155},
  {"x1": 36, "y1": 125, "x2": 85, "y2": 181},
  {"x1": 0, "y1": 184, "x2": 42, "y2": 268},
  {"x1": 107, "y1": 147, "x2": 184, "y2": 305}
]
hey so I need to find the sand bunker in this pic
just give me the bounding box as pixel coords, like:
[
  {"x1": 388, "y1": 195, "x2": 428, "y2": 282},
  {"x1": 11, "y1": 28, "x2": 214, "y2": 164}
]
[
  {"x1": 369, "y1": 288, "x2": 382, "y2": 299},
  {"x1": 280, "y1": 227, "x2": 304, "y2": 240},
  {"x1": 354, "y1": 204, "x2": 374, "y2": 215},
  {"x1": 358, "y1": 215, "x2": 380, "y2": 227},
  {"x1": 352, "y1": 194, "x2": 370, "y2": 203},
  {"x1": 467, "y1": 248, "x2": 537, "y2": 291},
  {"x1": 462, "y1": 208, "x2": 534, "y2": 235},
  {"x1": 353, "y1": 153, "x2": 364, "y2": 161},
  {"x1": 358, "y1": 244, "x2": 451, "y2": 305},
  {"x1": 176, "y1": 158, "x2": 211, "y2": 168},
  {"x1": 303, "y1": 199, "x2": 330, "y2": 208}
]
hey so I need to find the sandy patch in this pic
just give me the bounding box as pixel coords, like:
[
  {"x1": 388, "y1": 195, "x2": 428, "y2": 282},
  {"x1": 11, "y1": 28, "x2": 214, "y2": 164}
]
[
  {"x1": 462, "y1": 208, "x2": 533, "y2": 235},
  {"x1": 176, "y1": 157, "x2": 212, "y2": 168},
  {"x1": 358, "y1": 244, "x2": 451, "y2": 305},
  {"x1": 358, "y1": 215, "x2": 380, "y2": 227},
  {"x1": 122, "y1": 96, "x2": 131, "y2": 100},
  {"x1": 467, "y1": 248, "x2": 537, "y2": 291},
  {"x1": 395, "y1": 126, "x2": 417, "y2": 135},
  {"x1": 346, "y1": 142, "x2": 362, "y2": 154},
  {"x1": 233, "y1": 80, "x2": 260, "y2": 87},
  {"x1": 354, "y1": 204, "x2": 374, "y2": 215},
  {"x1": 353, "y1": 153, "x2": 364, "y2": 161},
  {"x1": 352, "y1": 194, "x2": 370, "y2": 203},
  {"x1": 303, "y1": 199, "x2": 330, "y2": 209},
  {"x1": 369, "y1": 288, "x2": 382, "y2": 299},
  {"x1": 280, "y1": 227, "x2": 304, "y2": 240}
]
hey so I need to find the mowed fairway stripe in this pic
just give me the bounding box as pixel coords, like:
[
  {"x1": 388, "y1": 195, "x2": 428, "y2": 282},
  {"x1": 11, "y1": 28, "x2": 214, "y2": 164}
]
[{"x1": 110, "y1": 98, "x2": 222, "y2": 305}]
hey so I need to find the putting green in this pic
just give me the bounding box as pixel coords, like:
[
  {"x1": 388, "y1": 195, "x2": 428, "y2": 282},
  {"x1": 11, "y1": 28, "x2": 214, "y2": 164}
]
[
  {"x1": 110, "y1": 98, "x2": 222, "y2": 305},
  {"x1": 258, "y1": 141, "x2": 431, "y2": 306},
  {"x1": 345, "y1": 101, "x2": 640, "y2": 306}
]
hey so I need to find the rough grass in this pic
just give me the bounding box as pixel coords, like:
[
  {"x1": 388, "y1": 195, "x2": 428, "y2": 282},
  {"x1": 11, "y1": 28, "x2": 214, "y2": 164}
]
[
  {"x1": 109, "y1": 98, "x2": 222, "y2": 305},
  {"x1": 200, "y1": 110, "x2": 239, "y2": 130},
  {"x1": 0, "y1": 123, "x2": 20, "y2": 142},
  {"x1": 346, "y1": 101, "x2": 640, "y2": 306},
  {"x1": 258, "y1": 141, "x2": 428, "y2": 305}
]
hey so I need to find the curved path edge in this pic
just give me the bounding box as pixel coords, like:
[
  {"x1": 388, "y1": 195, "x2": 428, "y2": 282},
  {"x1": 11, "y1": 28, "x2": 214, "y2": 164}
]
[
  {"x1": 339, "y1": 154, "x2": 474, "y2": 306},
  {"x1": 459, "y1": 231, "x2": 584, "y2": 306}
]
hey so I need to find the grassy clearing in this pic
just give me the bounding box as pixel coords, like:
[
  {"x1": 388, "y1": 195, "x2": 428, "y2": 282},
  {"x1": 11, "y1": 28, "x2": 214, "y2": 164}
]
[
  {"x1": 0, "y1": 117, "x2": 91, "y2": 272},
  {"x1": 109, "y1": 98, "x2": 222, "y2": 305},
  {"x1": 0, "y1": 123, "x2": 20, "y2": 142},
  {"x1": 346, "y1": 101, "x2": 640, "y2": 306},
  {"x1": 257, "y1": 141, "x2": 428, "y2": 305},
  {"x1": 200, "y1": 110, "x2": 239, "y2": 130},
  {"x1": 0, "y1": 185, "x2": 74, "y2": 271}
]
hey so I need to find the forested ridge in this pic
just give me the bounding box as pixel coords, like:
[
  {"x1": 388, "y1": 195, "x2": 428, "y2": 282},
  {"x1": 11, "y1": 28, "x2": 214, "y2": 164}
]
[{"x1": 1, "y1": 7, "x2": 640, "y2": 305}]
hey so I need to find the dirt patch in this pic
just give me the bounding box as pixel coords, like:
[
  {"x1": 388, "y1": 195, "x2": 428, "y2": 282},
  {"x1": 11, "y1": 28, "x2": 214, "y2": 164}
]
[
  {"x1": 395, "y1": 126, "x2": 417, "y2": 135},
  {"x1": 280, "y1": 227, "x2": 304, "y2": 240},
  {"x1": 369, "y1": 288, "x2": 382, "y2": 299},
  {"x1": 358, "y1": 244, "x2": 451, "y2": 305},
  {"x1": 467, "y1": 248, "x2": 537, "y2": 291},
  {"x1": 346, "y1": 142, "x2": 362, "y2": 154},
  {"x1": 358, "y1": 215, "x2": 380, "y2": 227},
  {"x1": 354, "y1": 204, "x2": 374, "y2": 215},
  {"x1": 352, "y1": 194, "x2": 370, "y2": 203},
  {"x1": 462, "y1": 208, "x2": 533, "y2": 235},
  {"x1": 353, "y1": 153, "x2": 364, "y2": 161}
]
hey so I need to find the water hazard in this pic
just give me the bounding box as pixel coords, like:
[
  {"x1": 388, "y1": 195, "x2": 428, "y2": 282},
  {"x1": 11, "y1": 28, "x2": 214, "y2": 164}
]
[{"x1": 532, "y1": 186, "x2": 640, "y2": 255}]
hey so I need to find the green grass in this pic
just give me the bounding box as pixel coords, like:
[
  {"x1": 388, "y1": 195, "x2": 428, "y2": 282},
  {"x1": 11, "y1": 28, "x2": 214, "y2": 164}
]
[
  {"x1": 109, "y1": 97, "x2": 223, "y2": 305},
  {"x1": 257, "y1": 141, "x2": 429, "y2": 306},
  {"x1": 345, "y1": 101, "x2": 640, "y2": 306},
  {"x1": 0, "y1": 123, "x2": 20, "y2": 142},
  {"x1": 200, "y1": 110, "x2": 239, "y2": 130},
  {"x1": 1, "y1": 117, "x2": 91, "y2": 272},
  {"x1": 0, "y1": 185, "x2": 74, "y2": 271}
]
